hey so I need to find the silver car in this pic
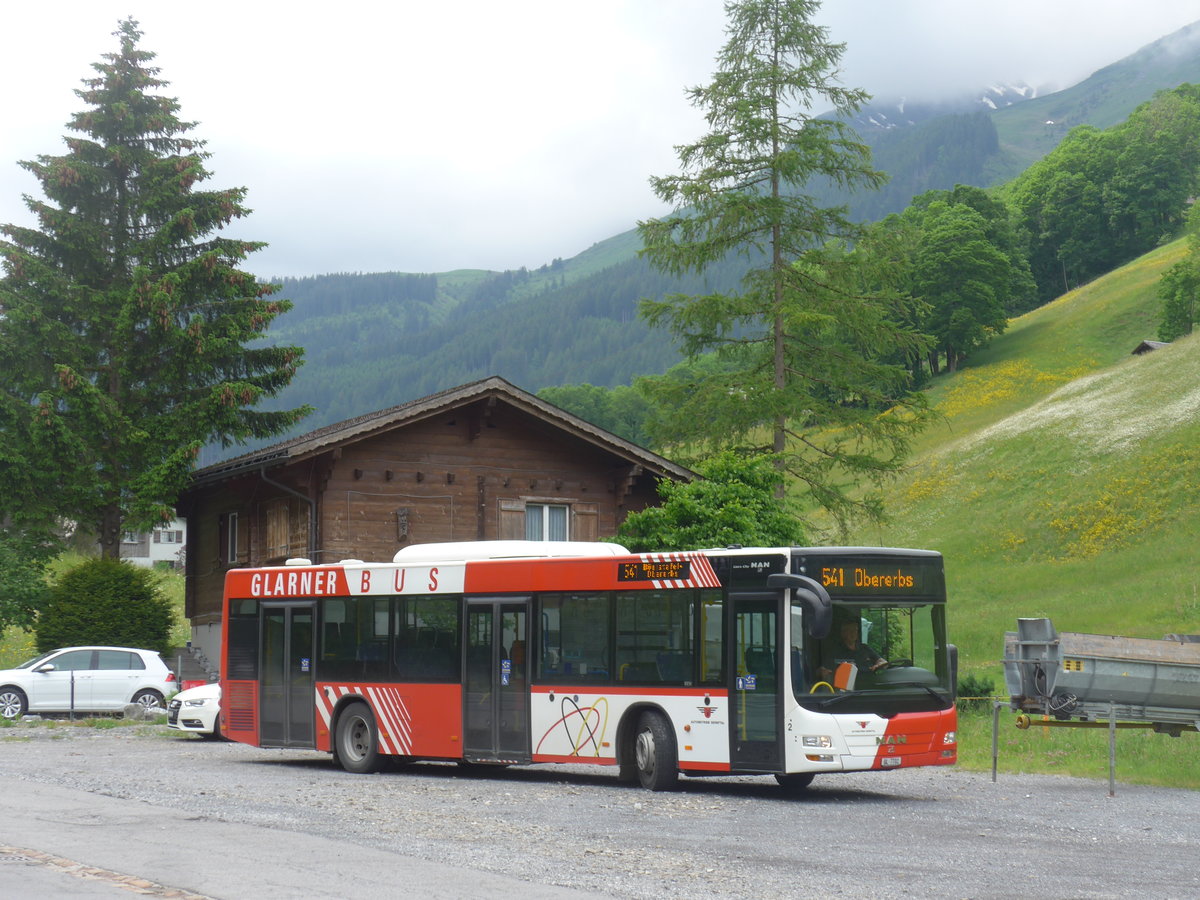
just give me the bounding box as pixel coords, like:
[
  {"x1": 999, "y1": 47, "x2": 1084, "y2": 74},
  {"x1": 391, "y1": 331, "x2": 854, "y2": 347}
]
[{"x1": 0, "y1": 646, "x2": 177, "y2": 719}]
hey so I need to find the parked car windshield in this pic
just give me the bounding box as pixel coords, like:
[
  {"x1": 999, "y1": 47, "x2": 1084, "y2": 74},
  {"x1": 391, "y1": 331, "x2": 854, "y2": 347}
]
[{"x1": 15, "y1": 651, "x2": 57, "y2": 669}]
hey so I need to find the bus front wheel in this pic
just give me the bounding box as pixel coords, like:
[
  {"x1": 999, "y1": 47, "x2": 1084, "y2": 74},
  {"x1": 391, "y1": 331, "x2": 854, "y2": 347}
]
[
  {"x1": 633, "y1": 711, "x2": 678, "y2": 791},
  {"x1": 336, "y1": 702, "x2": 384, "y2": 774},
  {"x1": 775, "y1": 772, "x2": 815, "y2": 793}
]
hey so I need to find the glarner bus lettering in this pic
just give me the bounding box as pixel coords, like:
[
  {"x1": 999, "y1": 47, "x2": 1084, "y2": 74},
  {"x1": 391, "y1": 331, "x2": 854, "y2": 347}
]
[
  {"x1": 221, "y1": 542, "x2": 955, "y2": 793},
  {"x1": 250, "y1": 569, "x2": 340, "y2": 597}
]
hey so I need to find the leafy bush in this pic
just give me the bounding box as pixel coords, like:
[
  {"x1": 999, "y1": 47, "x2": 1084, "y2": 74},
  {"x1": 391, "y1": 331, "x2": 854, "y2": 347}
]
[
  {"x1": 613, "y1": 451, "x2": 806, "y2": 552},
  {"x1": 957, "y1": 672, "x2": 998, "y2": 711},
  {"x1": 36, "y1": 559, "x2": 175, "y2": 656}
]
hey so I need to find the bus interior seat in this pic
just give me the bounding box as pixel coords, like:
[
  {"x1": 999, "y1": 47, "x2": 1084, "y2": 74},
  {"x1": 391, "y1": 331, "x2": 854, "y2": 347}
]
[
  {"x1": 509, "y1": 639, "x2": 526, "y2": 668},
  {"x1": 619, "y1": 661, "x2": 660, "y2": 682},
  {"x1": 790, "y1": 646, "x2": 807, "y2": 692},
  {"x1": 655, "y1": 651, "x2": 690, "y2": 682},
  {"x1": 744, "y1": 647, "x2": 775, "y2": 680},
  {"x1": 322, "y1": 623, "x2": 343, "y2": 658}
]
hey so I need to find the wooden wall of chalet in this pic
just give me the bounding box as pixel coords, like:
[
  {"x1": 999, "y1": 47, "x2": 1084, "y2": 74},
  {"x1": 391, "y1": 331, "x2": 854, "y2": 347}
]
[{"x1": 183, "y1": 401, "x2": 663, "y2": 623}]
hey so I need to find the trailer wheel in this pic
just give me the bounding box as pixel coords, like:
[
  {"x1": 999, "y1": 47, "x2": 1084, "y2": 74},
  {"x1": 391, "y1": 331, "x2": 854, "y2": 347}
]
[
  {"x1": 336, "y1": 702, "x2": 384, "y2": 774},
  {"x1": 633, "y1": 711, "x2": 677, "y2": 791}
]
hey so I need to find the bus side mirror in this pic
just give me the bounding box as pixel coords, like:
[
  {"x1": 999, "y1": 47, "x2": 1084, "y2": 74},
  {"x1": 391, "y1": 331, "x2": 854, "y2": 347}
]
[{"x1": 768, "y1": 573, "x2": 832, "y2": 640}]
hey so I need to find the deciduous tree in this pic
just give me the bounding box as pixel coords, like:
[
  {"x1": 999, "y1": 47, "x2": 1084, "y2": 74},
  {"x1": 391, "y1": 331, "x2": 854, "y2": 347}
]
[
  {"x1": 0, "y1": 19, "x2": 309, "y2": 558},
  {"x1": 1156, "y1": 200, "x2": 1200, "y2": 342}
]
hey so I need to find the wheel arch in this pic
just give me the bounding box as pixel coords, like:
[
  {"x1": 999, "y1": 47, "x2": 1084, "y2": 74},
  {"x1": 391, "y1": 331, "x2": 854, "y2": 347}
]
[
  {"x1": 0, "y1": 684, "x2": 29, "y2": 718},
  {"x1": 614, "y1": 701, "x2": 675, "y2": 768},
  {"x1": 328, "y1": 692, "x2": 372, "y2": 743}
]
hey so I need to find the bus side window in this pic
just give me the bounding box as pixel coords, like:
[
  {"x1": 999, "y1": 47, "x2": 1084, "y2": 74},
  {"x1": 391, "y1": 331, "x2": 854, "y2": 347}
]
[
  {"x1": 395, "y1": 596, "x2": 461, "y2": 682},
  {"x1": 323, "y1": 622, "x2": 343, "y2": 659},
  {"x1": 539, "y1": 593, "x2": 610, "y2": 682},
  {"x1": 701, "y1": 592, "x2": 724, "y2": 684}
]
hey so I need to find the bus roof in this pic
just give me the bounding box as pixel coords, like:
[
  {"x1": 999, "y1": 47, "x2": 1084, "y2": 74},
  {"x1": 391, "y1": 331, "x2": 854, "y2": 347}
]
[{"x1": 391, "y1": 540, "x2": 631, "y2": 563}]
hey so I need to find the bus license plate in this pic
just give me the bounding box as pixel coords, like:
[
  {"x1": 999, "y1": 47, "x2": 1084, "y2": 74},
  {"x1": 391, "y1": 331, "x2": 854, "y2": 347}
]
[{"x1": 881, "y1": 757, "x2": 902, "y2": 767}]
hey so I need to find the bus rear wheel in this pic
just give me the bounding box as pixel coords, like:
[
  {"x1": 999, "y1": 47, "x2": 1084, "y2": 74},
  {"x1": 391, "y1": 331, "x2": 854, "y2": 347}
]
[
  {"x1": 633, "y1": 711, "x2": 677, "y2": 791},
  {"x1": 336, "y1": 702, "x2": 384, "y2": 774}
]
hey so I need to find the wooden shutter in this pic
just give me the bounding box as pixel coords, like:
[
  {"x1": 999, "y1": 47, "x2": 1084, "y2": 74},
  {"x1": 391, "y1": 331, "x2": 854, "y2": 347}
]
[
  {"x1": 573, "y1": 502, "x2": 599, "y2": 542},
  {"x1": 498, "y1": 498, "x2": 525, "y2": 540},
  {"x1": 266, "y1": 500, "x2": 289, "y2": 558}
]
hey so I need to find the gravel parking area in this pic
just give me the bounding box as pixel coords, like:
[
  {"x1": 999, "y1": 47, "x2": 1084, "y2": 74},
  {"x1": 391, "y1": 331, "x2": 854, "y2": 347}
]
[{"x1": 1, "y1": 721, "x2": 1197, "y2": 899}]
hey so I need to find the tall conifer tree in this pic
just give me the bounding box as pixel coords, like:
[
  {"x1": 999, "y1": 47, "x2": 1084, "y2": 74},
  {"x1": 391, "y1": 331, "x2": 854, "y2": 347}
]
[
  {"x1": 0, "y1": 19, "x2": 309, "y2": 557},
  {"x1": 637, "y1": 0, "x2": 930, "y2": 529}
]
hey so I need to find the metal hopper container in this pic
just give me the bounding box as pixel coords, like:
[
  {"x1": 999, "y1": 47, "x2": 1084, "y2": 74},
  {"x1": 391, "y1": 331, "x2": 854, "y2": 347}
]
[{"x1": 1003, "y1": 617, "x2": 1200, "y2": 734}]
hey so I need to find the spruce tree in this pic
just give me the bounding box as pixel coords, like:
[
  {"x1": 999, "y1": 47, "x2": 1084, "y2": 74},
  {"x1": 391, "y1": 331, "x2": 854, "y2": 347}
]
[
  {"x1": 637, "y1": 0, "x2": 930, "y2": 529},
  {"x1": 0, "y1": 18, "x2": 309, "y2": 557}
]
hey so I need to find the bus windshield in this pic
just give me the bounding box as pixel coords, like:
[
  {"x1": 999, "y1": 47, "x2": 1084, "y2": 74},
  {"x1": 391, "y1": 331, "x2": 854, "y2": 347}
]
[{"x1": 791, "y1": 600, "x2": 952, "y2": 711}]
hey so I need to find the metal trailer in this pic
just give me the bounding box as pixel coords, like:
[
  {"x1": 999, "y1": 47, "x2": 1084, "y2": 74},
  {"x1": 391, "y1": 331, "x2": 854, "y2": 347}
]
[{"x1": 1003, "y1": 617, "x2": 1200, "y2": 735}]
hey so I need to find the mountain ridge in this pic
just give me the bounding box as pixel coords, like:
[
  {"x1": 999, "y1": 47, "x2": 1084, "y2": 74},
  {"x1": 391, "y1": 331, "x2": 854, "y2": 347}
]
[{"x1": 217, "y1": 21, "x2": 1200, "y2": 467}]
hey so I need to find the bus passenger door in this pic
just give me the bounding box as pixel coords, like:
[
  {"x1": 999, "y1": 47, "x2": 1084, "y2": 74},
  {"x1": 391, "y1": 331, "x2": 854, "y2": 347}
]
[
  {"x1": 260, "y1": 602, "x2": 316, "y2": 748},
  {"x1": 729, "y1": 592, "x2": 782, "y2": 772},
  {"x1": 464, "y1": 599, "x2": 530, "y2": 763}
]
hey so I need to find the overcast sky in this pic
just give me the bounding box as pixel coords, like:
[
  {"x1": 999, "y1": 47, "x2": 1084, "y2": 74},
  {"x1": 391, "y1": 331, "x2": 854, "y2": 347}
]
[{"x1": 3, "y1": 1, "x2": 1199, "y2": 278}]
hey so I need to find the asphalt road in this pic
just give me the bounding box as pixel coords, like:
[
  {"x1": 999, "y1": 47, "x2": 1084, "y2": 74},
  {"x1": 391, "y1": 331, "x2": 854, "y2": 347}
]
[{"x1": 0, "y1": 722, "x2": 1196, "y2": 899}]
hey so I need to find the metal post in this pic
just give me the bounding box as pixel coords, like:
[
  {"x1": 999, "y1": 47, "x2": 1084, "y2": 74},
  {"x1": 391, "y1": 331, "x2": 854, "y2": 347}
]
[
  {"x1": 69, "y1": 670, "x2": 76, "y2": 721},
  {"x1": 991, "y1": 700, "x2": 1001, "y2": 783},
  {"x1": 1108, "y1": 702, "x2": 1117, "y2": 798}
]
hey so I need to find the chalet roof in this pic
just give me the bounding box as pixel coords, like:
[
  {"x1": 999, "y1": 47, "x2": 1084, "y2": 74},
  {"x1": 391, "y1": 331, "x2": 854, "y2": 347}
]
[
  {"x1": 1132, "y1": 340, "x2": 1169, "y2": 355},
  {"x1": 188, "y1": 375, "x2": 694, "y2": 487}
]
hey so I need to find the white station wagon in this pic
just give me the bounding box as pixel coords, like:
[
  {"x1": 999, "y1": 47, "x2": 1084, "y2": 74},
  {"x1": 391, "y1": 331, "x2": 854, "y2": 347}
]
[{"x1": 0, "y1": 646, "x2": 177, "y2": 719}]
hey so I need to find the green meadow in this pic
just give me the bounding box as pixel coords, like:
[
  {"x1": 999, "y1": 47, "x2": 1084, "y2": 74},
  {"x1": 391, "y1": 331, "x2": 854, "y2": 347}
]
[{"x1": 843, "y1": 239, "x2": 1200, "y2": 787}]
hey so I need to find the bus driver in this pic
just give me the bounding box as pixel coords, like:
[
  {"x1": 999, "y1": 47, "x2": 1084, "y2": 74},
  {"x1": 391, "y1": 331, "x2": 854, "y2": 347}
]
[{"x1": 817, "y1": 619, "x2": 889, "y2": 682}]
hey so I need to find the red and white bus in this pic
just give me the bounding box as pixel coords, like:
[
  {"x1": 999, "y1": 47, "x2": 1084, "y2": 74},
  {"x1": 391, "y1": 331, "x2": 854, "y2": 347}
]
[{"x1": 220, "y1": 541, "x2": 956, "y2": 790}]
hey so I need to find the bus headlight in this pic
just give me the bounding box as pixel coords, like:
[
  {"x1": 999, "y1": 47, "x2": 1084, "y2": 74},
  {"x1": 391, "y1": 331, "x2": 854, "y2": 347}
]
[
  {"x1": 802, "y1": 735, "x2": 833, "y2": 748},
  {"x1": 943, "y1": 731, "x2": 957, "y2": 744}
]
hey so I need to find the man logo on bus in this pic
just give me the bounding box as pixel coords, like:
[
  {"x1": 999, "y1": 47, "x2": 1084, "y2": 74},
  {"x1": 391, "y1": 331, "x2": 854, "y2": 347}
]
[{"x1": 697, "y1": 703, "x2": 717, "y2": 719}]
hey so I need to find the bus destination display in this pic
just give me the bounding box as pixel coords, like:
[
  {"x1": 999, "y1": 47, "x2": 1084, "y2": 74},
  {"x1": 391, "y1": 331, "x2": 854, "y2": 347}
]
[
  {"x1": 811, "y1": 556, "x2": 941, "y2": 597},
  {"x1": 618, "y1": 560, "x2": 691, "y2": 582}
]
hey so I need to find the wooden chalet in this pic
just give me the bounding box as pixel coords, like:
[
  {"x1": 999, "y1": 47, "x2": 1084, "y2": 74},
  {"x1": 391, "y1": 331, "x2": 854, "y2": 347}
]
[{"x1": 177, "y1": 376, "x2": 694, "y2": 663}]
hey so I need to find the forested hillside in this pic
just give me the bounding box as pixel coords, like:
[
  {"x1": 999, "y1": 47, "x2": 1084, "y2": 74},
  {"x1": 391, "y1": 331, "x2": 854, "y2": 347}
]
[
  {"x1": 213, "y1": 253, "x2": 752, "y2": 466},
  {"x1": 205, "y1": 22, "x2": 1200, "y2": 468}
]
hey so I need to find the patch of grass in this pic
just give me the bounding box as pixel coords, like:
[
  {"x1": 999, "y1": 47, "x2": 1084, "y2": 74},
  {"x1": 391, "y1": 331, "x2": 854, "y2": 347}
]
[
  {"x1": 835, "y1": 239, "x2": 1200, "y2": 790},
  {"x1": 955, "y1": 704, "x2": 1200, "y2": 790}
]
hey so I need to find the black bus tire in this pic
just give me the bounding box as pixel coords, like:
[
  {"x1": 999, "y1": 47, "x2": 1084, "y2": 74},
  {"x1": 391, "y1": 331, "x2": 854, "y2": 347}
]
[
  {"x1": 336, "y1": 702, "x2": 384, "y2": 774},
  {"x1": 633, "y1": 711, "x2": 678, "y2": 791},
  {"x1": 775, "y1": 772, "x2": 815, "y2": 793}
]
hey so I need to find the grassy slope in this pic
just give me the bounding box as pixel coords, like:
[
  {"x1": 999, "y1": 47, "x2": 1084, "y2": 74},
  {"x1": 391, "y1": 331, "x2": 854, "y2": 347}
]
[
  {"x1": 839, "y1": 240, "x2": 1200, "y2": 785},
  {"x1": 844, "y1": 239, "x2": 1200, "y2": 681}
]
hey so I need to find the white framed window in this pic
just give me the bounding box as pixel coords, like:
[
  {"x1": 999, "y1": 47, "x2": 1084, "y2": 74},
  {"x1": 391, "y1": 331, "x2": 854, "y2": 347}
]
[{"x1": 525, "y1": 503, "x2": 569, "y2": 541}]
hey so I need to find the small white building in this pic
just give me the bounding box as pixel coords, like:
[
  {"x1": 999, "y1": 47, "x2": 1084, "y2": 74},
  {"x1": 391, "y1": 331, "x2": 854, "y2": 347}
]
[{"x1": 120, "y1": 519, "x2": 187, "y2": 570}]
